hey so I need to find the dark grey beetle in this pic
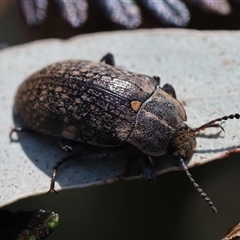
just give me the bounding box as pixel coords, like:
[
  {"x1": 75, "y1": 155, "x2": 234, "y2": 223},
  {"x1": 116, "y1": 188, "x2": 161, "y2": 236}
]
[{"x1": 12, "y1": 53, "x2": 239, "y2": 213}]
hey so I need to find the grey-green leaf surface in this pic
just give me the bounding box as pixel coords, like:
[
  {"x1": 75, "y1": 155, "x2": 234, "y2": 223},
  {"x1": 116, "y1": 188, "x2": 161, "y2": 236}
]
[{"x1": 0, "y1": 29, "x2": 239, "y2": 208}]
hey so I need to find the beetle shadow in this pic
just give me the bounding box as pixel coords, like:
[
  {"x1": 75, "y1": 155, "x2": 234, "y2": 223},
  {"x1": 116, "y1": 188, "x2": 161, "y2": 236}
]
[
  {"x1": 10, "y1": 111, "x2": 239, "y2": 190},
  {"x1": 11, "y1": 113, "x2": 68, "y2": 178},
  {"x1": 10, "y1": 112, "x2": 148, "y2": 190},
  {"x1": 195, "y1": 132, "x2": 225, "y2": 139},
  {"x1": 10, "y1": 113, "x2": 184, "y2": 188},
  {"x1": 194, "y1": 145, "x2": 240, "y2": 154},
  {"x1": 195, "y1": 133, "x2": 240, "y2": 154}
]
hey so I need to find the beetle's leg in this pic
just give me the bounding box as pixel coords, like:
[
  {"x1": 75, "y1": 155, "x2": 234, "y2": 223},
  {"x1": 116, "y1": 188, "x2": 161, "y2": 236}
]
[
  {"x1": 46, "y1": 154, "x2": 74, "y2": 194},
  {"x1": 154, "y1": 78, "x2": 177, "y2": 99},
  {"x1": 100, "y1": 53, "x2": 115, "y2": 66},
  {"x1": 47, "y1": 147, "x2": 121, "y2": 194},
  {"x1": 9, "y1": 127, "x2": 34, "y2": 142},
  {"x1": 153, "y1": 76, "x2": 161, "y2": 86},
  {"x1": 162, "y1": 83, "x2": 177, "y2": 99},
  {"x1": 142, "y1": 155, "x2": 156, "y2": 183},
  {"x1": 58, "y1": 138, "x2": 82, "y2": 153}
]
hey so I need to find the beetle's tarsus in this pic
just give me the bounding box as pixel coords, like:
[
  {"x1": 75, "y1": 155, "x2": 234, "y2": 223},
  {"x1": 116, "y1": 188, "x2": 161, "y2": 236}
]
[
  {"x1": 100, "y1": 53, "x2": 115, "y2": 66},
  {"x1": 46, "y1": 181, "x2": 58, "y2": 195},
  {"x1": 63, "y1": 145, "x2": 73, "y2": 153},
  {"x1": 47, "y1": 169, "x2": 58, "y2": 194},
  {"x1": 47, "y1": 155, "x2": 73, "y2": 194}
]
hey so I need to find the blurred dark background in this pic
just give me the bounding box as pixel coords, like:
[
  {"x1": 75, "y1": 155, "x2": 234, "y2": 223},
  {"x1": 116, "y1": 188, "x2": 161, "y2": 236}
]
[
  {"x1": 1, "y1": 1, "x2": 240, "y2": 239},
  {"x1": 2, "y1": 0, "x2": 240, "y2": 46}
]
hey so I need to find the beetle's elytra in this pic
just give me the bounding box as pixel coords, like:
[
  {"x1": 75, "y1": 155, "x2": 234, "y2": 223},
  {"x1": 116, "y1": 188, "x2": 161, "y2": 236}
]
[{"x1": 12, "y1": 53, "x2": 240, "y2": 213}]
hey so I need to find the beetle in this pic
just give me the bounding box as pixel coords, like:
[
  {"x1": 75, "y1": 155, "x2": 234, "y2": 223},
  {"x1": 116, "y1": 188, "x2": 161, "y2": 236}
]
[{"x1": 11, "y1": 53, "x2": 240, "y2": 213}]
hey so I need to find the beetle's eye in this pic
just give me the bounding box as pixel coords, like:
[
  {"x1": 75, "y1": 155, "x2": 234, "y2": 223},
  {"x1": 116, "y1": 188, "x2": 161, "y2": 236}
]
[{"x1": 180, "y1": 122, "x2": 188, "y2": 130}]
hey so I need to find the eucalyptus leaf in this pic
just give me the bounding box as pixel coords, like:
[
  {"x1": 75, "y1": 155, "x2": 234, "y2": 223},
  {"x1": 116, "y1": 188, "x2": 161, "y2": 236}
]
[{"x1": 0, "y1": 29, "x2": 239, "y2": 208}]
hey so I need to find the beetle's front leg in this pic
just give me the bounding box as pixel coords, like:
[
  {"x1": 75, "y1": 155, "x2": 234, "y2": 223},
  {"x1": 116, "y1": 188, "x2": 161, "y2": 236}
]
[
  {"x1": 152, "y1": 78, "x2": 177, "y2": 99},
  {"x1": 153, "y1": 76, "x2": 161, "y2": 86},
  {"x1": 142, "y1": 155, "x2": 156, "y2": 182},
  {"x1": 100, "y1": 53, "x2": 115, "y2": 66},
  {"x1": 162, "y1": 83, "x2": 177, "y2": 99}
]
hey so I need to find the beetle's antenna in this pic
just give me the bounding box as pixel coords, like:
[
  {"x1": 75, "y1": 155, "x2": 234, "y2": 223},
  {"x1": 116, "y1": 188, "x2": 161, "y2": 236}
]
[
  {"x1": 193, "y1": 113, "x2": 240, "y2": 132},
  {"x1": 179, "y1": 157, "x2": 217, "y2": 213}
]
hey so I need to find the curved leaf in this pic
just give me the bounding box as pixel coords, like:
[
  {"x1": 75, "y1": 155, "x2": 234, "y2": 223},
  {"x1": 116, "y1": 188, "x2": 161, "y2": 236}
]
[{"x1": 0, "y1": 29, "x2": 239, "y2": 208}]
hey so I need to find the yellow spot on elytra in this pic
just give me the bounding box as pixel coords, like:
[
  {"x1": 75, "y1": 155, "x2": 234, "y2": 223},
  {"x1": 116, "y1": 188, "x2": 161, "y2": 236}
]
[{"x1": 131, "y1": 100, "x2": 141, "y2": 112}]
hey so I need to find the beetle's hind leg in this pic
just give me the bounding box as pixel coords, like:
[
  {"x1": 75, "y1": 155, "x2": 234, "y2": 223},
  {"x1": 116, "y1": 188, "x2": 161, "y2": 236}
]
[
  {"x1": 100, "y1": 53, "x2": 115, "y2": 66},
  {"x1": 47, "y1": 146, "x2": 122, "y2": 194},
  {"x1": 142, "y1": 155, "x2": 156, "y2": 183},
  {"x1": 47, "y1": 154, "x2": 73, "y2": 194}
]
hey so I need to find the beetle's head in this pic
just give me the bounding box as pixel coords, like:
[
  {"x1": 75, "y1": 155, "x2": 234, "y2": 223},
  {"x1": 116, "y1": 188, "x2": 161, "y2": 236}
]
[
  {"x1": 169, "y1": 113, "x2": 240, "y2": 159},
  {"x1": 168, "y1": 123, "x2": 196, "y2": 159}
]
